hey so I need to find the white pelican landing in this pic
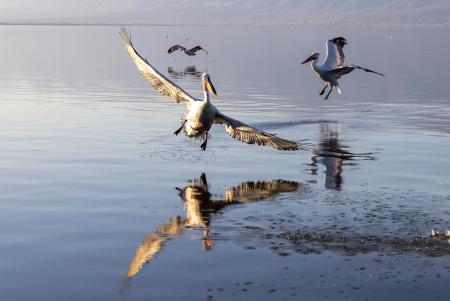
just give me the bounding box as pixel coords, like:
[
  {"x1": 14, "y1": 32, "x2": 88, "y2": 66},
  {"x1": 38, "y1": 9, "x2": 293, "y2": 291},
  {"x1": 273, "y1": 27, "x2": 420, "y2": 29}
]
[
  {"x1": 168, "y1": 44, "x2": 208, "y2": 56},
  {"x1": 301, "y1": 37, "x2": 384, "y2": 100},
  {"x1": 119, "y1": 28, "x2": 298, "y2": 151}
]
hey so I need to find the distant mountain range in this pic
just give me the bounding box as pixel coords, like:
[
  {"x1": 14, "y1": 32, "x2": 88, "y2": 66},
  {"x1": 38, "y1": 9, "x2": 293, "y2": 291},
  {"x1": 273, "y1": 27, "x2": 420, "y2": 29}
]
[{"x1": 1, "y1": 0, "x2": 450, "y2": 25}]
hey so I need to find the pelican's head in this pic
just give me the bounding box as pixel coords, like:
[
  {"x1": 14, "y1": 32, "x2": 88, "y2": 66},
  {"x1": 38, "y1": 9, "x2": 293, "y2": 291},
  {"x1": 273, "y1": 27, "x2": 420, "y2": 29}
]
[
  {"x1": 202, "y1": 73, "x2": 217, "y2": 96},
  {"x1": 301, "y1": 52, "x2": 319, "y2": 64}
]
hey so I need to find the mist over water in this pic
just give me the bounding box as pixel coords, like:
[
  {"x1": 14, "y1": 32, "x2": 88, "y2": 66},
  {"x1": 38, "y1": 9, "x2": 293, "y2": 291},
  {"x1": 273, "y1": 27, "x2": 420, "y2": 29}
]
[{"x1": 0, "y1": 25, "x2": 449, "y2": 300}]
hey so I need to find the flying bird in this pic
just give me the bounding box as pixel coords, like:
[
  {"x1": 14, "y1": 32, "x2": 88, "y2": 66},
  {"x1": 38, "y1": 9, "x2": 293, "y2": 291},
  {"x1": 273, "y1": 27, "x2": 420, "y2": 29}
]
[
  {"x1": 301, "y1": 37, "x2": 384, "y2": 100},
  {"x1": 119, "y1": 28, "x2": 298, "y2": 151},
  {"x1": 167, "y1": 44, "x2": 208, "y2": 56}
]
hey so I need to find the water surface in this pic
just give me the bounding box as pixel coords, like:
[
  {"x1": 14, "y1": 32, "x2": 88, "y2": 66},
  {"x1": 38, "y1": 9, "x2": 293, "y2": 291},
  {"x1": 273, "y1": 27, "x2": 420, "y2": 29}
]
[{"x1": 0, "y1": 25, "x2": 449, "y2": 300}]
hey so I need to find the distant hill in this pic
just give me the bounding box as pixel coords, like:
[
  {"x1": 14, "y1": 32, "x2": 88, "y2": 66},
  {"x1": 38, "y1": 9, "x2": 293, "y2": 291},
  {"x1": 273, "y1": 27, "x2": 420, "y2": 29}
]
[{"x1": 1, "y1": 0, "x2": 450, "y2": 25}]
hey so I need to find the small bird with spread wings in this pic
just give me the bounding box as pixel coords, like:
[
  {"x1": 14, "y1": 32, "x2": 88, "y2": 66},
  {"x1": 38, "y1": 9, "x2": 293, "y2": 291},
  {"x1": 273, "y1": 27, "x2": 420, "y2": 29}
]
[
  {"x1": 119, "y1": 28, "x2": 299, "y2": 151},
  {"x1": 167, "y1": 44, "x2": 208, "y2": 56},
  {"x1": 301, "y1": 37, "x2": 384, "y2": 100}
]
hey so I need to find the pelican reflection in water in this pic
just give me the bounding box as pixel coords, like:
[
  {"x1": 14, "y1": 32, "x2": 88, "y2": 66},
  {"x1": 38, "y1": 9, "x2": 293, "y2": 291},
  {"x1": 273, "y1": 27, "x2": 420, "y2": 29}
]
[
  {"x1": 309, "y1": 122, "x2": 375, "y2": 190},
  {"x1": 124, "y1": 173, "x2": 301, "y2": 284},
  {"x1": 167, "y1": 66, "x2": 204, "y2": 80}
]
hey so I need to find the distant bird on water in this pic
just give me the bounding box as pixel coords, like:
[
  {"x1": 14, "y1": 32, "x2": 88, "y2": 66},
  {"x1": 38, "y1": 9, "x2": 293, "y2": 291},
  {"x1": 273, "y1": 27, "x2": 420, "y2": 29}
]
[
  {"x1": 168, "y1": 44, "x2": 208, "y2": 56},
  {"x1": 119, "y1": 28, "x2": 299, "y2": 151},
  {"x1": 301, "y1": 37, "x2": 384, "y2": 100}
]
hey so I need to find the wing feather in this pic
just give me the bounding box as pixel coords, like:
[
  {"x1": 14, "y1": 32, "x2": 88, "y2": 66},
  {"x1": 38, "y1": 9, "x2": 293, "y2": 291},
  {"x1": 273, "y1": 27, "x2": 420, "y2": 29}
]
[
  {"x1": 119, "y1": 27, "x2": 195, "y2": 103},
  {"x1": 330, "y1": 65, "x2": 385, "y2": 79},
  {"x1": 329, "y1": 66, "x2": 354, "y2": 79},
  {"x1": 323, "y1": 37, "x2": 347, "y2": 70},
  {"x1": 348, "y1": 65, "x2": 385, "y2": 77},
  {"x1": 168, "y1": 45, "x2": 186, "y2": 53},
  {"x1": 190, "y1": 45, "x2": 208, "y2": 54},
  {"x1": 214, "y1": 112, "x2": 299, "y2": 151}
]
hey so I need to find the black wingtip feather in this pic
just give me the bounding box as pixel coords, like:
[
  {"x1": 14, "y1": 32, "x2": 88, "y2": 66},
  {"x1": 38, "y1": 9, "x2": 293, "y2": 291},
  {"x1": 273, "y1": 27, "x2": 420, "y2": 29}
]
[{"x1": 332, "y1": 37, "x2": 347, "y2": 47}]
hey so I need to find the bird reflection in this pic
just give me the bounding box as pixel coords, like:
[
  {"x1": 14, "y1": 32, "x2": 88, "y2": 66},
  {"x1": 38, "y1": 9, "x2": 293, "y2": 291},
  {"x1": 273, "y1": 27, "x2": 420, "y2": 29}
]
[
  {"x1": 124, "y1": 173, "x2": 300, "y2": 284},
  {"x1": 308, "y1": 122, "x2": 375, "y2": 190},
  {"x1": 167, "y1": 66, "x2": 205, "y2": 80},
  {"x1": 126, "y1": 216, "x2": 184, "y2": 279}
]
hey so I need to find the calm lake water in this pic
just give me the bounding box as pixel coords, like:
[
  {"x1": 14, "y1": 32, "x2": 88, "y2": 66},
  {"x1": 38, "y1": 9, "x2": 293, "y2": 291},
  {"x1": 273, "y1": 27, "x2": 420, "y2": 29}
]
[{"x1": 1, "y1": 25, "x2": 449, "y2": 300}]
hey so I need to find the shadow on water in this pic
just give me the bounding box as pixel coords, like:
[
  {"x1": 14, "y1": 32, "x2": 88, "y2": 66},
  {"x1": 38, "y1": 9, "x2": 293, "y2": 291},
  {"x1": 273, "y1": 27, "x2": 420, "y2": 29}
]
[
  {"x1": 121, "y1": 173, "x2": 302, "y2": 293},
  {"x1": 308, "y1": 122, "x2": 376, "y2": 190},
  {"x1": 167, "y1": 66, "x2": 205, "y2": 80}
]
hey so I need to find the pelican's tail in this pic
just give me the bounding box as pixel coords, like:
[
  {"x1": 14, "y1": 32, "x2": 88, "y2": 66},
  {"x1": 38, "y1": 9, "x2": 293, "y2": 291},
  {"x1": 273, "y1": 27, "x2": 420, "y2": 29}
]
[{"x1": 336, "y1": 85, "x2": 342, "y2": 95}]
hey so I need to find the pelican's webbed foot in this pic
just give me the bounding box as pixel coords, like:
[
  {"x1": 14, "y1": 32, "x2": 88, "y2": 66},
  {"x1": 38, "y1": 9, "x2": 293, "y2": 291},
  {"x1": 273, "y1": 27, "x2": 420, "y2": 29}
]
[
  {"x1": 324, "y1": 86, "x2": 333, "y2": 100},
  {"x1": 319, "y1": 85, "x2": 328, "y2": 96},
  {"x1": 200, "y1": 137, "x2": 208, "y2": 151},
  {"x1": 174, "y1": 120, "x2": 186, "y2": 136}
]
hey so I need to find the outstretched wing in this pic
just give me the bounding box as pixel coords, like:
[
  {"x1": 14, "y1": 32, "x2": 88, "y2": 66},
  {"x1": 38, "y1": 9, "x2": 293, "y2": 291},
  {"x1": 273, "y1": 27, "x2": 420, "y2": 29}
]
[
  {"x1": 167, "y1": 44, "x2": 186, "y2": 53},
  {"x1": 214, "y1": 112, "x2": 299, "y2": 151},
  {"x1": 119, "y1": 28, "x2": 195, "y2": 103},
  {"x1": 330, "y1": 65, "x2": 385, "y2": 79},
  {"x1": 190, "y1": 45, "x2": 208, "y2": 54},
  {"x1": 329, "y1": 66, "x2": 354, "y2": 79},
  {"x1": 323, "y1": 37, "x2": 347, "y2": 70},
  {"x1": 348, "y1": 65, "x2": 385, "y2": 77}
]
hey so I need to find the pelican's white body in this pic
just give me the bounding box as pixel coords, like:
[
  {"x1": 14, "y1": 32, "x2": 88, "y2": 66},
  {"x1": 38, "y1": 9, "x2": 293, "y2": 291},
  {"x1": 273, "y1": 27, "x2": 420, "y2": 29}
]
[
  {"x1": 185, "y1": 96, "x2": 218, "y2": 139},
  {"x1": 310, "y1": 58, "x2": 341, "y2": 94}
]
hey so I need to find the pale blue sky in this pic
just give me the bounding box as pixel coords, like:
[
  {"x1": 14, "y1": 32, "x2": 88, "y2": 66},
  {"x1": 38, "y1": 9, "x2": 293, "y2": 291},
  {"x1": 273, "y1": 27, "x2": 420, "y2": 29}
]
[{"x1": 0, "y1": 0, "x2": 449, "y2": 25}]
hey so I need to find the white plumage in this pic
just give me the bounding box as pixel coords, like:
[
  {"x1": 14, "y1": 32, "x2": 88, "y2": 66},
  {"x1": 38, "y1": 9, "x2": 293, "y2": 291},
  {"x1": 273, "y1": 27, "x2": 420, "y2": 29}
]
[{"x1": 302, "y1": 37, "x2": 384, "y2": 100}]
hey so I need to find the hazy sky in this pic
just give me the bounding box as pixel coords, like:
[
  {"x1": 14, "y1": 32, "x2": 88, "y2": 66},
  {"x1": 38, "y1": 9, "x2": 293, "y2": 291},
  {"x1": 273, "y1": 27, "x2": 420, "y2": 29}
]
[{"x1": 1, "y1": 0, "x2": 449, "y2": 25}]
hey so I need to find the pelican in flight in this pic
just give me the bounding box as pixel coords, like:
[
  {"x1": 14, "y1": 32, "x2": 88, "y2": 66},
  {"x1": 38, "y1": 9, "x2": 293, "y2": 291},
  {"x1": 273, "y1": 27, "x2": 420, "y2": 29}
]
[
  {"x1": 168, "y1": 44, "x2": 208, "y2": 56},
  {"x1": 119, "y1": 28, "x2": 298, "y2": 151},
  {"x1": 301, "y1": 37, "x2": 384, "y2": 100}
]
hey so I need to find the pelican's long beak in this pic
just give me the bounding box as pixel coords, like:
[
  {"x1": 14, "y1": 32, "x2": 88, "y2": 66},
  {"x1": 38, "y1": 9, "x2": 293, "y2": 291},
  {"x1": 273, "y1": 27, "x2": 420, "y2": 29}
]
[
  {"x1": 205, "y1": 77, "x2": 217, "y2": 96},
  {"x1": 301, "y1": 54, "x2": 316, "y2": 64}
]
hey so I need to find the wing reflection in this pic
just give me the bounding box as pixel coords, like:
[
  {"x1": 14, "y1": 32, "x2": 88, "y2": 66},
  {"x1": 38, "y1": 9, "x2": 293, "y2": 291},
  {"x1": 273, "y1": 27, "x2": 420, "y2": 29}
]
[
  {"x1": 167, "y1": 66, "x2": 205, "y2": 80},
  {"x1": 225, "y1": 180, "x2": 299, "y2": 203},
  {"x1": 125, "y1": 173, "x2": 301, "y2": 283},
  {"x1": 126, "y1": 216, "x2": 184, "y2": 279},
  {"x1": 308, "y1": 122, "x2": 376, "y2": 190}
]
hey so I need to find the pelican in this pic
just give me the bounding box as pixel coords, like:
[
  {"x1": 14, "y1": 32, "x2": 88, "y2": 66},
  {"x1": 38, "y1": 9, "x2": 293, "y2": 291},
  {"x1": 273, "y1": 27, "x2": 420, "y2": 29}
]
[
  {"x1": 301, "y1": 37, "x2": 384, "y2": 100},
  {"x1": 167, "y1": 44, "x2": 208, "y2": 56},
  {"x1": 119, "y1": 28, "x2": 298, "y2": 151}
]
